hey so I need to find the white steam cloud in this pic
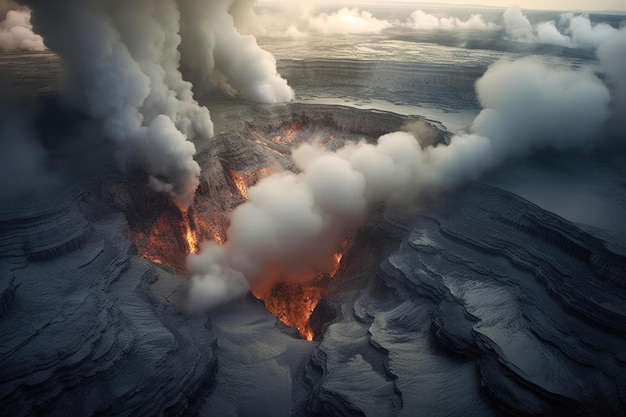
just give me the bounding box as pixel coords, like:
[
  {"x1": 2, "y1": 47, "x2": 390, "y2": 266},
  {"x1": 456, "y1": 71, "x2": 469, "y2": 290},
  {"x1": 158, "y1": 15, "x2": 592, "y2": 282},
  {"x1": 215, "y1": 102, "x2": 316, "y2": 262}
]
[
  {"x1": 407, "y1": 10, "x2": 498, "y2": 31},
  {"x1": 0, "y1": 4, "x2": 44, "y2": 52},
  {"x1": 503, "y1": 6, "x2": 618, "y2": 48},
  {"x1": 230, "y1": 4, "x2": 391, "y2": 37},
  {"x1": 188, "y1": 57, "x2": 613, "y2": 312},
  {"x1": 16, "y1": 0, "x2": 292, "y2": 209},
  {"x1": 307, "y1": 8, "x2": 391, "y2": 35},
  {"x1": 178, "y1": 0, "x2": 294, "y2": 102}
]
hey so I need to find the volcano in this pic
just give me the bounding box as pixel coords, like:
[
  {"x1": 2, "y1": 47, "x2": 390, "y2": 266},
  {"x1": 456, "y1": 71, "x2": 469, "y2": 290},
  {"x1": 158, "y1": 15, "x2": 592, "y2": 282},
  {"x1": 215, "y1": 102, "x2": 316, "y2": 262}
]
[
  {"x1": 122, "y1": 103, "x2": 448, "y2": 340},
  {"x1": 2, "y1": 100, "x2": 626, "y2": 417}
]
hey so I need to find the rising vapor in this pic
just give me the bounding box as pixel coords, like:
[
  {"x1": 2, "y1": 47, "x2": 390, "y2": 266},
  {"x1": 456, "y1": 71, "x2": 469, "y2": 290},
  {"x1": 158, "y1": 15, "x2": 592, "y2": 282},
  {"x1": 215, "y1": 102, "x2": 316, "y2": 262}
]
[
  {"x1": 229, "y1": 3, "x2": 391, "y2": 37},
  {"x1": 307, "y1": 8, "x2": 391, "y2": 35},
  {"x1": 503, "y1": 6, "x2": 617, "y2": 48},
  {"x1": 14, "y1": 0, "x2": 292, "y2": 209},
  {"x1": 0, "y1": 1, "x2": 44, "y2": 52},
  {"x1": 178, "y1": 0, "x2": 294, "y2": 102},
  {"x1": 188, "y1": 57, "x2": 613, "y2": 311},
  {"x1": 407, "y1": 10, "x2": 498, "y2": 31}
]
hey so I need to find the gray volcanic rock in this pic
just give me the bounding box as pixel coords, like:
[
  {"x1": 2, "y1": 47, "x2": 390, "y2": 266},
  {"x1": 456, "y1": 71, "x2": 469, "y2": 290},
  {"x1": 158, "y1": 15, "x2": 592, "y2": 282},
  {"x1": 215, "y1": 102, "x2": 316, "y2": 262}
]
[
  {"x1": 2, "y1": 98, "x2": 625, "y2": 417},
  {"x1": 0, "y1": 185, "x2": 216, "y2": 416},
  {"x1": 309, "y1": 182, "x2": 626, "y2": 416}
]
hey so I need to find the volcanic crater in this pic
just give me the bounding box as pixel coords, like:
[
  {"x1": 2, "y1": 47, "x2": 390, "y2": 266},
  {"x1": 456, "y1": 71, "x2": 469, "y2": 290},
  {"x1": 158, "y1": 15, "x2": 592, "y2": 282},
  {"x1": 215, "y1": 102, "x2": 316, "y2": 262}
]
[{"x1": 125, "y1": 103, "x2": 449, "y2": 340}]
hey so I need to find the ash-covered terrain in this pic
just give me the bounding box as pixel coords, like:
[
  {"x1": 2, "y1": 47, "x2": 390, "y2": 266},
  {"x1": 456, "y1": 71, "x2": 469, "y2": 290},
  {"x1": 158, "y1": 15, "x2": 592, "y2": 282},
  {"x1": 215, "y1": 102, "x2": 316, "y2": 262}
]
[
  {"x1": 2, "y1": 95, "x2": 626, "y2": 416},
  {"x1": 2, "y1": 1, "x2": 626, "y2": 416}
]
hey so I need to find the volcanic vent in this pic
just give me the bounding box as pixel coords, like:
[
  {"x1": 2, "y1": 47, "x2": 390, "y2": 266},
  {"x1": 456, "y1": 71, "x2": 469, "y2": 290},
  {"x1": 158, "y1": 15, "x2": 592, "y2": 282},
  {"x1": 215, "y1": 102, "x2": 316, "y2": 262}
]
[{"x1": 119, "y1": 103, "x2": 448, "y2": 340}]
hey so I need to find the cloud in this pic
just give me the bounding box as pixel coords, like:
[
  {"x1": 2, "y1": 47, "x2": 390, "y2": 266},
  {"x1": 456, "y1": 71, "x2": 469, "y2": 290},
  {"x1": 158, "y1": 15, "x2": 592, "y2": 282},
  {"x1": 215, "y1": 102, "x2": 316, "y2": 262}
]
[
  {"x1": 178, "y1": 0, "x2": 295, "y2": 102},
  {"x1": 229, "y1": 4, "x2": 390, "y2": 37},
  {"x1": 407, "y1": 10, "x2": 498, "y2": 31},
  {"x1": 0, "y1": 7, "x2": 45, "y2": 52},
  {"x1": 307, "y1": 8, "x2": 391, "y2": 35},
  {"x1": 503, "y1": 6, "x2": 536, "y2": 41},
  {"x1": 15, "y1": 0, "x2": 293, "y2": 209},
  {"x1": 188, "y1": 57, "x2": 613, "y2": 311},
  {"x1": 503, "y1": 6, "x2": 618, "y2": 48},
  {"x1": 566, "y1": 13, "x2": 617, "y2": 48},
  {"x1": 471, "y1": 57, "x2": 611, "y2": 156}
]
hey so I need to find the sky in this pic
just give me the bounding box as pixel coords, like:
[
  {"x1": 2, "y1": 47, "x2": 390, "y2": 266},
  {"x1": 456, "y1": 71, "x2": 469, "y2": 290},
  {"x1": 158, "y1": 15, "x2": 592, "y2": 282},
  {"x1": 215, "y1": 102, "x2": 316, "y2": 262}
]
[{"x1": 258, "y1": 0, "x2": 626, "y2": 13}]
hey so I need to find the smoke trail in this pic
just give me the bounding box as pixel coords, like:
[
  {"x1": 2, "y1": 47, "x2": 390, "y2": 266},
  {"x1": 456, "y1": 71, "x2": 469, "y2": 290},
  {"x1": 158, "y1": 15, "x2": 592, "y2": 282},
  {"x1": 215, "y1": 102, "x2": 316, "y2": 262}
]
[
  {"x1": 0, "y1": 1, "x2": 44, "y2": 52},
  {"x1": 187, "y1": 57, "x2": 612, "y2": 312},
  {"x1": 178, "y1": 0, "x2": 294, "y2": 102}
]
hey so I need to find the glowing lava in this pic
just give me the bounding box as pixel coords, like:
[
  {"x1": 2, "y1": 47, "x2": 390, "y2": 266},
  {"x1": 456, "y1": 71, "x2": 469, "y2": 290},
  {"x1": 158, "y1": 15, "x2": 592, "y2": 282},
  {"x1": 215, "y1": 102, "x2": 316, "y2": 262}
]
[
  {"x1": 253, "y1": 282, "x2": 325, "y2": 342},
  {"x1": 181, "y1": 211, "x2": 200, "y2": 254},
  {"x1": 135, "y1": 206, "x2": 216, "y2": 270},
  {"x1": 229, "y1": 170, "x2": 249, "y2": 200},
  {"x1": 272, "y1": 121, "x2": 303, "y2": 145},
  {"x1": 254, "y1": 246, "x2": 346, "y2": 341}
]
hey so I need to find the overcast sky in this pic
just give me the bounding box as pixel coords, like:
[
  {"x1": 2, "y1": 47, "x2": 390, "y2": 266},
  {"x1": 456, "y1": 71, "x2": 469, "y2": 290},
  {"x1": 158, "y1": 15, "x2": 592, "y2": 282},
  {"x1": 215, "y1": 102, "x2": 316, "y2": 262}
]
[{"x1": 258, "y1": 0, "x2": 626, "y2": 12}]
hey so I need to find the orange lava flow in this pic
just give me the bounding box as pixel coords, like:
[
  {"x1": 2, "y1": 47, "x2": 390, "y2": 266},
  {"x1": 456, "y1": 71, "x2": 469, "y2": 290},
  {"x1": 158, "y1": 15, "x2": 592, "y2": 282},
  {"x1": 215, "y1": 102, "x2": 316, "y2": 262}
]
[
  {"x1": 136, "y1": 207, "x2": 216, "y2": 270},
  {"x1": 253, "y1": 282, "x2": 324, "y2": 342},
  {"x1": 229, "y1": 170, "x2": 249, "y2": 200},
  {"x1": 181, "y1": 211, "x2": 200, "y2": 254},
  {"x1": 272, "y1": 121, "x2": 303, "y2": 145},
  {"x1": 254, "y1": 246, "x2": 346, "y2": 342}
]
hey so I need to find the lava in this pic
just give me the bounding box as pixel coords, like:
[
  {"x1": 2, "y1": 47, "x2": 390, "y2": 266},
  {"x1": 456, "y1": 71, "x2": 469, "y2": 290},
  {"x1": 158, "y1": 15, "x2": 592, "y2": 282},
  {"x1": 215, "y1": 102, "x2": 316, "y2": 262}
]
[
  {"x1": 329, "y1": 251, "x2": 344, "y2": 277},
  {"x1": 253, "y1": 137, "x2": 285, "y2": 156},
  {"x1": 254, "y1": 244, "x2": 347, "y2": 341},
  {"x1": 135, "y1": 206, "x2": 218, "y2": 270},
  {"x1": 272, "y1": 121, "x2": 303, "y2": 145},
  {"x1": 229, "y1": 170, "x2": 249, "y2": 200},
  {"x1": 181, "y1": 211, "x2": 200, "y2": 254},
  {"x1": 253, "y1": 281, "x2": 326, "y2": 342}
]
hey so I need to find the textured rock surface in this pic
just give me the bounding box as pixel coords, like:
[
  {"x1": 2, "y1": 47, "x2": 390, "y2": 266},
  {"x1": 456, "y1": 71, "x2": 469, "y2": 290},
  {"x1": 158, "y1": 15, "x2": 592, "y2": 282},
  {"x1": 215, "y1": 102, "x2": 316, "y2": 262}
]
[
  {"x1": 309, "y1": 183, "x2": 626, "y2": 416},
  {"x1": 0, "y1": 185, "x2": 217, "y2": 416},
  {"x1": 1, "y1": 96, "x2": 625, "y2": 416}
]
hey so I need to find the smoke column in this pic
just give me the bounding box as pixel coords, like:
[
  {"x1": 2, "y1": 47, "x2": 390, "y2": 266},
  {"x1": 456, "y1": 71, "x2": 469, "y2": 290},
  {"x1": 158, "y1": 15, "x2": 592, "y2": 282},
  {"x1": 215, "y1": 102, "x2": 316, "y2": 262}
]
[
  {"x1": 16, "y1": 0, "x2": 293, "y2": 208},
  {"x1": 178, "y1": 0, "x2": 294, "y2": 102},
  {"x1": 187, "y1": 57, "x2": 612, "y2": 311},
  {"x1": 0, "y1": 1, "x2": 44, "y2": 52}
]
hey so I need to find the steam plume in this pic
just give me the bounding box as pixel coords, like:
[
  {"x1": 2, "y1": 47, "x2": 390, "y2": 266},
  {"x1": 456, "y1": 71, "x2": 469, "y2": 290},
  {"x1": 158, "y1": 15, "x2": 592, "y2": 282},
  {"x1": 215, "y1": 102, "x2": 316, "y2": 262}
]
[
  {"x1": 17, "y1": 0, "x2": 293, "y2": 208},
  {"x1": 407, "y1": 10, "x2": 498, "y2": 31},
  {"x1": 503, "y1": 6, "x2": 617, "y2": 48},
  {"x1": 307, "y1": 8, "x2": 391, "y2": 35},
  {"x1": 188, "y1": 57, "x2": 612, "y2": 312},
  {"x1": 0, "y1": 1, "x2": 44, "y2": 52},
  {"x1": 17, "y1": 0, "x2": 209, "y2": 208},
  {"x1": 228, "y1": 4, "x2": 390, "y2": 37},
  {"x1": 178, "y1": 0, "x2": 294, "y2": 102}
]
